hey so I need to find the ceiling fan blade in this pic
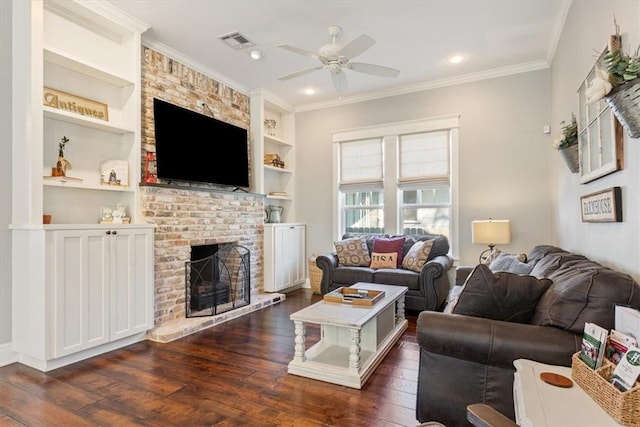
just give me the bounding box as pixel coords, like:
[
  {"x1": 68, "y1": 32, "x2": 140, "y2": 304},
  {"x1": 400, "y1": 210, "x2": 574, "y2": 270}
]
[
  {"x1": 276, "y1": 44, "x2": 320, "y2": 60},
  {"x1": 278, "y1": 65, "x2": 323, "y2": 81},
  {"x1": 331, "y1": 70, "x2": 348, "y2": 93},
  {"x1": 348, "y1": 62, "x2": 400, "y2": 78},
  {"x1": 339, "y1": 35, "x2": 375, "y2": 59}
]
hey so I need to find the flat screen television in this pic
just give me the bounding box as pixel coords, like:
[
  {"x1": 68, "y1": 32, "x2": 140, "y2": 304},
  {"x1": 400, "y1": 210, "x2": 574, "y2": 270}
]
[{"x1": 153, "y1": 98, "x2": 249, "y2": 188}]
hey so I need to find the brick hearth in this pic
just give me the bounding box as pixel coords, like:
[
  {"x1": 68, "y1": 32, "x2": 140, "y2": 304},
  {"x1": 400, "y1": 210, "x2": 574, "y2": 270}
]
[{"x1": 140, "y1": 184, "x2": 276, "y2": 341}]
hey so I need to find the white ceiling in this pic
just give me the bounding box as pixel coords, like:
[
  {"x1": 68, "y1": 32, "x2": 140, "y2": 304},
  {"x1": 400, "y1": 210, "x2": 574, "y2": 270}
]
[{"x1": 106, "y1": 0, "x2": 570, "y2": 111}]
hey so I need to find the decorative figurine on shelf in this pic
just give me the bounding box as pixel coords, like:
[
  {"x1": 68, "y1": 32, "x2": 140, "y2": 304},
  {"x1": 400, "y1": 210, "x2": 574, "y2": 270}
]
[
  {"x1": 143, "y1": 151, "x2": 157, "y2": 183},
  {"x1": 101, "y1": 206, "x2": 113, "y2": 223},
  {"x1": 52, "y1": 136, "x2": 71, "y2": 177},
  {"x1": 111, "y1": 204, "x2": 126, "y2": 224},
  {"x1": 264, "y1": 119, "x2": 277, "y2": 136}
]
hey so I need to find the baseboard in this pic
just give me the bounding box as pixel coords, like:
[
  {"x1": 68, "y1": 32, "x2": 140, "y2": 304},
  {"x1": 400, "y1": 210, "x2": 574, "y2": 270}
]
[{"x1": 0, "y1": 341, "x2": 17, "y2": 367}]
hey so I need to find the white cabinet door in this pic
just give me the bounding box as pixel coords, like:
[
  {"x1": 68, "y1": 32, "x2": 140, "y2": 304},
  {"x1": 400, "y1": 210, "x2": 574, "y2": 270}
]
[
  {"x1": 48, "y1": 227, "x2": 154, "y2": 358},
  {"x1": 264, "y1": 224, "x2": 306, "y2": 292},
  {"x1": 109, "y1": 228, "x2": 154, "y2": 341},
  {"x1": 48, "y1": 229, "x2": 110, "y2": 358},
  {"x1": 291, "y1": 225, "x2": 306, "y2": 285}
]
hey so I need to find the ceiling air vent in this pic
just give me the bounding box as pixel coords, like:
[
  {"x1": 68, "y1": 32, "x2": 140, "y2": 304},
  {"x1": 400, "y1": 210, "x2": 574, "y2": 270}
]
[{"x1": 218, "y1": 32, "x2": 254, "y2": 50}]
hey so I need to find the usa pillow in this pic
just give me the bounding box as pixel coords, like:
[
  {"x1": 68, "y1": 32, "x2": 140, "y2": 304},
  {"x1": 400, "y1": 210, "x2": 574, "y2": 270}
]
[
  {"x1": 372, "y1": 236, "x2": 405, "y2": 268},
  {"x1": 370, "y1": 252, "x2": 398, "y2": 269}
]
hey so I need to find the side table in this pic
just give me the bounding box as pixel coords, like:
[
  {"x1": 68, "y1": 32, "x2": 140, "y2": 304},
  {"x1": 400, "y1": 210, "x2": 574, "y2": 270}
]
[{"x1": 513, "y1": 359, "x2": 623, "y2": 426}]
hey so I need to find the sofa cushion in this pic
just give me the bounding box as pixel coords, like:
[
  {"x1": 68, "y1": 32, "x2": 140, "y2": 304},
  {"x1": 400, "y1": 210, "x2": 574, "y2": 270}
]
[
  {"x1": 530, "y1": 261, "x2": 639, "y2": 333},
  {"x1": 489, "y1": 251, "x2": 534, "y2": 275},
  {"x1": 373, "y1": 268, "x2": 420, "y2": 291},
  {"x1": 483, "y1": 248, "x2": 527, "y2": 266},
  {"x1": 332, "y1": 266, "x2": 374, "y2": 284},
  {"x1": 446, "y1": 264, "x2": 552, "y2": 323},
  {"x1": 529, "y1": 252, "x2": 587, "y2": 277},
  {"x1": 370, "y1": 252, "x2": 398, "y2": 269},
  {"x1": 334, "y1": 236, "x2": 371, "y2": 267},
  {"x1": 372, "y1": 236, "x2": 405, "y2": 267},
  {"x1": 526, "y1": 245, "x2": 567, "y2": 264},
  {"x1": 402, "y1": 239, "x2": 434, "y2": 272}
]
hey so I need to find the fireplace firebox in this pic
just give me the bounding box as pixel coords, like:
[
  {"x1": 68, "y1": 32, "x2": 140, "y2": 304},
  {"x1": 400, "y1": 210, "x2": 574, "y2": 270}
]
[{"x1": 185, "y1": 244, "x2": 251, "y2": 317}]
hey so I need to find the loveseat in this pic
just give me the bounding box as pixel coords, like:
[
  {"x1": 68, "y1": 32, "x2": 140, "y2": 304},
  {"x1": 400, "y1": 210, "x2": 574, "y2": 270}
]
[
  {"x1": 415, "y1": 245, "x2": 640, "y2": 426},
  {"x1": 316, "y1": 233, "x2": 453, "y2": 312}
]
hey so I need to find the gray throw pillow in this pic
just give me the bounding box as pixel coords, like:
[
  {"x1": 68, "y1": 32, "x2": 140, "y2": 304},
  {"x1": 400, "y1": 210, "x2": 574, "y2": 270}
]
[
  {"x1": 449, "y1": 264, "x2": 552, "y2": 323},
  {"x1": 489, "y1": 252, "x2": 534, "y2": 275}
]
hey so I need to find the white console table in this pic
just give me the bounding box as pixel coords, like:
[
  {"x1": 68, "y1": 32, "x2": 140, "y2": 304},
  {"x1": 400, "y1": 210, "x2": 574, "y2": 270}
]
[{"x1": 513, "y1": 359, "x2": 623, "y2": 426}]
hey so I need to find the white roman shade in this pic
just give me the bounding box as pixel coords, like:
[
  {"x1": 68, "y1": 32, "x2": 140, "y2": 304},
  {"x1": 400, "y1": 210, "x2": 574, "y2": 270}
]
[
  {"x1": 339, "y1": 138, "x2": 383, "y2": 191},
  {"x1": 398, "y1": 131, "x2": 450, "y2": 188}
]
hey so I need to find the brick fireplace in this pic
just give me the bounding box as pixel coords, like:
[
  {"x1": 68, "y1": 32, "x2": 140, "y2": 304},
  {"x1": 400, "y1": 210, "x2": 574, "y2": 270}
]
[
  {"x1": 140, "y1": 185, "x2": 283, "y2": 342},
  {"x1": 136, "y1": 47, "x2": 288, "y2": 342}
]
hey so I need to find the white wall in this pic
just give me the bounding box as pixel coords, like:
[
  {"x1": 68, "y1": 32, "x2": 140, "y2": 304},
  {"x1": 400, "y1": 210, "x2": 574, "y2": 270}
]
[
  {"x1": 296, "y1": 70, "x2": 552, "y2": 267},
  {"x1": 1, "y1": 0, "x2": 13, "y2": 350},
  {"x1": 550, "y1": 0, "x2": 640, "y2": 280}
]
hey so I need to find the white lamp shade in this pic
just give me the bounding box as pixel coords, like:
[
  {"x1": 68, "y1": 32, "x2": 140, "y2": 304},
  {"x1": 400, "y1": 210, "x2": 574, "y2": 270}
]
[{"x1": 472, "y1": 220, "x2": 511, "y2": 245}]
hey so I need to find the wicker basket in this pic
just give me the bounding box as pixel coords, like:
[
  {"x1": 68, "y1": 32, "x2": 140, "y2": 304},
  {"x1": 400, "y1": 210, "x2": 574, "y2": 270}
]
[
  {"x1": 571, "y1": 352, "x2": 640, "y2": 426},
  {"x1": 604, "y1": 78, "x2": 640, "y2": 139},
  {"x1": 308, "y1": 255, "x2": 322, "y2": 295}
]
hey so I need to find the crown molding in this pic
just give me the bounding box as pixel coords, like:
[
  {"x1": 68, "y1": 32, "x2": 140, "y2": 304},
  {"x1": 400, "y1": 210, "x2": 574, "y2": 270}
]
[{"x1": 295, "y1": 60, "x2": 550, "y2": 113}]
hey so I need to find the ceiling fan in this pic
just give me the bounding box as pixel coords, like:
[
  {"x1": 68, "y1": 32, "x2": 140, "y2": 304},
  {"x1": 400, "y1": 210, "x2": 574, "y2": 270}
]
[{"x1": 277, "y1": 26, "x2": 400, "y2": 93}]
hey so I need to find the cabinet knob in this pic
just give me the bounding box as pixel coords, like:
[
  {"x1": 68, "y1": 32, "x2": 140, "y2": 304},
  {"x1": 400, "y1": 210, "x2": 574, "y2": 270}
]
[
  {"x1": 106, "y1": 230, "x2": 111, "y2": 235},
  {"x1": 112, "y1": 230, "x2": 117, "y2": 235}
]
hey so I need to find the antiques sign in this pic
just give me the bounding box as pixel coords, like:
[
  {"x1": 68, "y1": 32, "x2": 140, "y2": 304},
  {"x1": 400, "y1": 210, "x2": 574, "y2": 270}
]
[
  {"x1": 43, "y1": 87, "x2": 109, "y2": 121},
  {"x1": 580, "y1": 187, "x2": 622, "y2": 222}
]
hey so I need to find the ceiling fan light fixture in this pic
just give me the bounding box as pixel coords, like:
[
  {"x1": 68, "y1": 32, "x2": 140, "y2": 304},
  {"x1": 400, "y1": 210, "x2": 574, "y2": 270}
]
[{"x1": 277, "y1": 26, "x2": 399, "y2": 93}]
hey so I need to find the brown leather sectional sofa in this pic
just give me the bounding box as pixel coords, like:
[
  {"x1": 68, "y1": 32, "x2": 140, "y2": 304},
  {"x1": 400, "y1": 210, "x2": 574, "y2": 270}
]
[{"x1": 416, "y1": 245, "x2": 640, "y2": 426}]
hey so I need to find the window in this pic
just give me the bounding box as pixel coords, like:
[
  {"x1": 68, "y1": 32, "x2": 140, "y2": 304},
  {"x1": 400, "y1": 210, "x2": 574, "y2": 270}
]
[
  {"x1": 577, "y1": 46, "x2": 623, "y2": 184},
  {"x1": 333, "y1": 116, "x2": 459, "y2": 248},
  {"x1": 339, "y1": 138, "x2": 384, "y2": 234},
  {"x1": 399, "y1": 131, "x2": 451, "y2": 236}
]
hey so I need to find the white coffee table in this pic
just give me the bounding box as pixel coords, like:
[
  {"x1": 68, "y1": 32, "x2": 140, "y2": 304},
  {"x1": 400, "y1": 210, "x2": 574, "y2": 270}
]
[{"x1": 287, "y1": 282, "x2": 408, "y2": 389}]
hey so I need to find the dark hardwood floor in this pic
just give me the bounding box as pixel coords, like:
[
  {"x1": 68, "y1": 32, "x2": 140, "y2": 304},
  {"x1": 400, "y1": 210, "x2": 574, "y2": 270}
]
[{"x1": 0, "y1": 289, "x2": 421, "y2": 426}]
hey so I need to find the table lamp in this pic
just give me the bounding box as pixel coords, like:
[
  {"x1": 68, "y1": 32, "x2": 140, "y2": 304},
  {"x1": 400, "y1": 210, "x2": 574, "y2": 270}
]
[{"x1": 472, "y1": 219, "x2": 511, "y2": 263}]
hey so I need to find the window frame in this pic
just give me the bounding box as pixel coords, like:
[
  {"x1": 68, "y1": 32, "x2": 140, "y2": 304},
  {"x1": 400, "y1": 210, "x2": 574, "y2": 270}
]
[{"x1": 332, "y1": 115, "x2": 459, "y2": 257}]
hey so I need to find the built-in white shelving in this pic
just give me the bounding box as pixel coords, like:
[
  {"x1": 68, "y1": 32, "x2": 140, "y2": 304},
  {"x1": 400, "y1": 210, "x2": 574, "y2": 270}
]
[{"x1": 250, "y1": 89, "x2": 297, "y2": 222}]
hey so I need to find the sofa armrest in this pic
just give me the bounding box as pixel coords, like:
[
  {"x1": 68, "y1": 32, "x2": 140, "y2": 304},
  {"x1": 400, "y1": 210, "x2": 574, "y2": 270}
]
[
  {"x1": 417, "y1": 311, "x2": 581, "y2": 368},
  {"x1": 420, "y1": 255, "x2": 453, "y2": 311},
  {"x1": 316, "y1": 253, "x2": 338, "y2": 295},
  {"x1": 455, "y1": 265, "x2": 475, "y2": 286}
]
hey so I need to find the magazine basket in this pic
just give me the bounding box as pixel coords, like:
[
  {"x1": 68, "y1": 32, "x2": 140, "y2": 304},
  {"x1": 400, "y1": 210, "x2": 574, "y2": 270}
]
[
  {"x1": 571, "y1": 352, "x2": 640, "y2": 426},
  {"x1": 604, "y1": 78, "x2": 640, "y2": 139},
  {"x1": 308, "y1": 255, "x2": 322, "y2": 295}
]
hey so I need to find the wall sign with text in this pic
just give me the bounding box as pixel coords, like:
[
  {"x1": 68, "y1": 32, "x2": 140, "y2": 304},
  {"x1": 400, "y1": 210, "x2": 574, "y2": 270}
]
[
  {"x1": 43, "y1": 87, "x2": 109, "y2": 121},
  {"x1": 580, "y1": 187, "x2": 622, "y2": 222}
]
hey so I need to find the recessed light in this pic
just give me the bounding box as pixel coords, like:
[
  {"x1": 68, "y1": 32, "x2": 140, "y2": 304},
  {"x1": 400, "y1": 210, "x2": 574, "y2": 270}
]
[
  {"x1": 448, "y1": 54, "x2": 465, "y2": 64},
  {"x1": 304, "y1": 88, "x2": 317, "y2": 95},
  {"x1": 250, "y1": 50, "x2": 262, "y2": 60}
]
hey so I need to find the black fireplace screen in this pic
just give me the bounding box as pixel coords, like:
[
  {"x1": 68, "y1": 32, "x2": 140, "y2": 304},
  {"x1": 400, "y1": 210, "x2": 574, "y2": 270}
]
[{"x1": 185, "y1": 245, "x2": 250, "y2": 317}]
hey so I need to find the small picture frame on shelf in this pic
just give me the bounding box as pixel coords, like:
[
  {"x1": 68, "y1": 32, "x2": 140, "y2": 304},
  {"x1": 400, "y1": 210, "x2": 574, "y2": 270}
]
[{"x1": 100, "y1": 160, "x2": 129, "y2": 187}]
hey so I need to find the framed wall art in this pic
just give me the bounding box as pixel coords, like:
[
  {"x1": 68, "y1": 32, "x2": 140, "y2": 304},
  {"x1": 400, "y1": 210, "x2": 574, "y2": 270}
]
[
  {"x1": 580, "y1": 187, "x2": 622, "y2": 222},
  {"x1": 577, "y1": 40, "x2": 624, "y2": 184}
]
